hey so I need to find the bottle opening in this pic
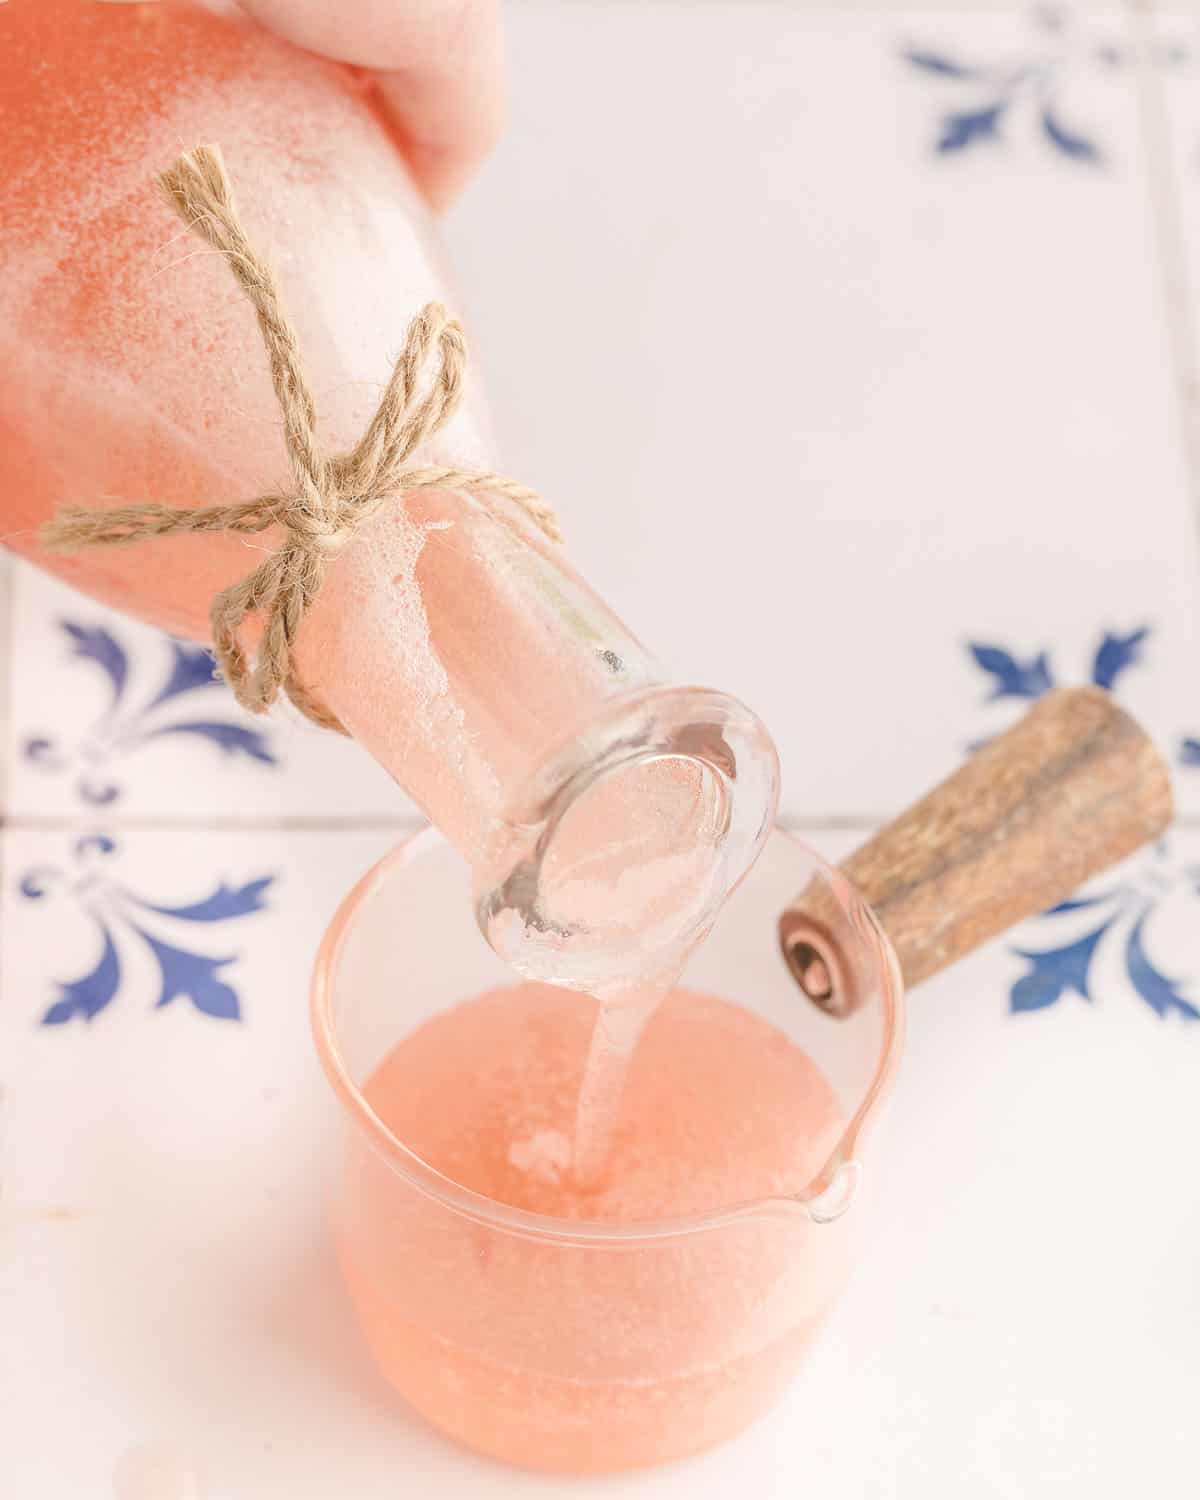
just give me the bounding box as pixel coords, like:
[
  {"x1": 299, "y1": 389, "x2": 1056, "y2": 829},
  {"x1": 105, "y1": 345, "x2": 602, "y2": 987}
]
[{"x1": 476, "y1": 687, "x2": 781, "y2": 992}]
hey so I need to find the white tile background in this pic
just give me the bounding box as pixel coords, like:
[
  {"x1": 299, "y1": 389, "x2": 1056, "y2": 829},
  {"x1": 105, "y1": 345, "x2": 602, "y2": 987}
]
[
  {"x1": 450, "y1": 2, "x2": 1200, "y2": 822},
  {"x1": 3, "y1": 5, "x2": 1200, "y2": 1499}
]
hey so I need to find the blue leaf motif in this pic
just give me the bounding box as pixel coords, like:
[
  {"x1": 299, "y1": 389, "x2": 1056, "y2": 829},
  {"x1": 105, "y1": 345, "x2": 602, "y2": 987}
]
[
  {"x1": 1125, "y1": 911, "x2": 1200, "y2": 1021},
  {"x1": 144, "y1": 640, "x2": 220, "y2": 711},
  {"x1": 61, "y1": 621, "x2": 128, "y2": 711},
  {"x1": 1010, "y1": 925, "x2": 1107, "y2": 1013},
  {"x1": 968, "y1": 642, "x2": 1055, "y2": 700},
  {"x1": 133, "y1": 927, "x2": 242, "y2": 1021},
  {"x1": 42, "y1": 924, "x2": 122, "y2": 1025},
  {"x1": 938, "y1": 102, "x2": 1007, "y2": 153},
  {"x1": 79, "y1": 777, "x2": 121, "y2": 806},
  {"x1": 20, "y1": 867, "x2": 59, "y2": 900},
  {"x1": 1179, "y1": 738, "x2": 1200, "y2": 768},
  {"x1": 1090, "y1": 626, "x2": 1149, "y2": 691},
  {"x1": 132, "y1": 877, "x2": 273, "y2": 924},
  {"x1": 1041, "y1": 105, "x2": 1101, "y2": 163},
  {"x1": 1045, "y1": 890, "x2": 1121, "y2": 916},
  {"x1": 901, "y1": 47, "x2": 979, "y2": 80},
  {"x1": 134, "y1": 720, "x2": 277, "y2": 766},
  {"x1": 75, "y1": 834, "x2": 117, "y2": 859},
  {"x1": 23, "y1": 736, "x2": 64, "y2": 768}
]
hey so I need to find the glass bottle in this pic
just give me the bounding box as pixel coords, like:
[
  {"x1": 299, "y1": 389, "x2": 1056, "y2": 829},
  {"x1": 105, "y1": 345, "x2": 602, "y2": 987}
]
[{"x1": 0, "y1": 0, "x2": 778, "y2": 987}]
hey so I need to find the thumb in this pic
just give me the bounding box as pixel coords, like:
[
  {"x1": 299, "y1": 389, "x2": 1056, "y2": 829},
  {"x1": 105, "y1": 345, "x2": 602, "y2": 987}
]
[{"x1": 239, "y1": 0, "x2": 507, "y2": 210}]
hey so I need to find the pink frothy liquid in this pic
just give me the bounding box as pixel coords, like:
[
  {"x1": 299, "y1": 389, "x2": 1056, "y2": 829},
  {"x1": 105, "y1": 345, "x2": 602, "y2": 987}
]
[{"x1": 337, "y1": 983, "x2": 849, "y2": 1472}]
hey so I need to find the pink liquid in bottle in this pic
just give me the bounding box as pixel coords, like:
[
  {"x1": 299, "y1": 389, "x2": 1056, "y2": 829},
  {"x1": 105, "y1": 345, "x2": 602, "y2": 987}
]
[{"x1": 0, "y1": 0, "x2": 778, "y2": 996}]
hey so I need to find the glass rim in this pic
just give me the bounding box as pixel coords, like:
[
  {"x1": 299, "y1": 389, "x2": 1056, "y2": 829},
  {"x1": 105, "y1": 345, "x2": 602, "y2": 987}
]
[
  {"x1": 474, "y1": 682, "x2": 782, "y2": 993},
  {"x1": 310, "y1": 824, "x2": 905, "y2": 1247}
]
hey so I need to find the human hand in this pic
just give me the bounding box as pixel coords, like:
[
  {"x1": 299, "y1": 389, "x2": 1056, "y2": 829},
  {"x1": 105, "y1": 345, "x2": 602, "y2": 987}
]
[{"x1": 239, "y1": 0, "x2": 506, "y2": 211}]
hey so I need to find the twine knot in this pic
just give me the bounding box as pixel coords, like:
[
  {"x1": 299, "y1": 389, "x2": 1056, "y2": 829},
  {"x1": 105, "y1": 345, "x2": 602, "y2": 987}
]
[{"x1": 41, "y1": 144, "x2": 560, "y2": 734}]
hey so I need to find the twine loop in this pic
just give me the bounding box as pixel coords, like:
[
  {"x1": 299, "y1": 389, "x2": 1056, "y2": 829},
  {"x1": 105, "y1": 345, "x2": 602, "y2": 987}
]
[{"x1": 41, "y1": 144, "x2": 560, "y2": 734}]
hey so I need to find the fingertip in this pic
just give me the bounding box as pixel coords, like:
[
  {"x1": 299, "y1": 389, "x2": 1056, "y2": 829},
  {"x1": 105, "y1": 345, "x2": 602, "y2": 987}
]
[
  {"x1": 241, "y1": 0, "x2": 507, "y2": 209},
  {"x1": 374, "y1": 63, "x2": 507, "y2": 211}
]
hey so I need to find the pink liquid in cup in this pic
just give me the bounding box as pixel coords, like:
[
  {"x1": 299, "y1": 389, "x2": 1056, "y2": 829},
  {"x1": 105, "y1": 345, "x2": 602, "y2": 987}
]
[
  {"x1": 314, "y1": 829, "x2": 903, "y2": 1473},
  {"x1": 340, "y1": 982, "x2": 847, "y2": 1473}
]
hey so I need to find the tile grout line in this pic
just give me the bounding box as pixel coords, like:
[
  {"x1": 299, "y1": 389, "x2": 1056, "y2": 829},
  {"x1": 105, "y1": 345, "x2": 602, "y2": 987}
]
[
  {"x1": 3, "y1": 812, "x2": 1200, "y2": 834},
  {"x1": 1, "y1": 813, "x2": 430, "y2": 834},
  {"x1": 1129, "y1": 0, "x2": 1200, "y2": 560}
]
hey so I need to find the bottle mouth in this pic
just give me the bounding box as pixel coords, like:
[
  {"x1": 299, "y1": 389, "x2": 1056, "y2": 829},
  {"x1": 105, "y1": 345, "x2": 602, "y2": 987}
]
[{"x1": 474, "y1": 686, "x2": 781, "y2": 994}]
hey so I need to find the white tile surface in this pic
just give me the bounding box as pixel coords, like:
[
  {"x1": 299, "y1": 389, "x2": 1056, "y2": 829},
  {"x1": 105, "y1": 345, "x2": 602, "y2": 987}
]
[
  {"x1": 2, "y1": 827, "x2": 1197, "y2": 1498},
  {"x1": 448, "y1": 3, "x2": 1200, "y2": 819},
  {"x1": 0, "y1": 828, "x2": 395, "y2": 1500}
]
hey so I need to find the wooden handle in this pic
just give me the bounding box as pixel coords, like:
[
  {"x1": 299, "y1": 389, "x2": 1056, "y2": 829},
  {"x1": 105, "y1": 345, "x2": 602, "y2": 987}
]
[{"x1": 779, "y1": 686, "x2": 1174, "y2": 1015}]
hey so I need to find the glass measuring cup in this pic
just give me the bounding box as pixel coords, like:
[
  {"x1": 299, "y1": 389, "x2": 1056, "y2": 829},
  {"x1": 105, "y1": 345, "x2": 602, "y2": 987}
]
[{"x1": 311, "y1": 825, "x2": 902, "y2": 1473}]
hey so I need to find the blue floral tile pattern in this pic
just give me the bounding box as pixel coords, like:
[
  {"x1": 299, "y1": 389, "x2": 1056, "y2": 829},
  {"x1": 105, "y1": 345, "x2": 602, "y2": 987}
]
[
  {"x1": 963, "y1": 625, "x2": 1200, "y2": 1019},
  {"x1": 1009, "y1": 846, "x2": 1200, "y2": 1021},
  {"x1": 966, "y1": 624, "x2": 1197, "y2": 771},
  {"x1": 8, "y1": 560, "x2": 410, "y2": 819},
  {"x1": 19, "y1": 834, "x2": 274, "y2": 1025},
  {"x1": 24, "y1": 619, "x2": 277, "y2": 806},
  {"x1": 901, "y1": 5, "x2": 1185, "y2": 163}
]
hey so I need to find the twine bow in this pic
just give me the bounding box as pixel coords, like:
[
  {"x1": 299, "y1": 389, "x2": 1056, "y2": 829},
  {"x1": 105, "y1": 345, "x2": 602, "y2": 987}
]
[{"x1": 41, "y1": 144, "x2": 561, "y2": 733}]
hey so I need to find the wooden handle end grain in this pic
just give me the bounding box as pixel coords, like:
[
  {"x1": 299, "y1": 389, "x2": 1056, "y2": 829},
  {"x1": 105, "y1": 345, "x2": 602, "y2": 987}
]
[{"x1": 780, "y1": 687, "x2": 1173, "y2": 1014}]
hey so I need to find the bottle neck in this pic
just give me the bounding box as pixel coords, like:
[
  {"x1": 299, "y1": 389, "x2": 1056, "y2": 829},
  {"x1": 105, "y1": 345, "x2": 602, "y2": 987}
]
[
  {"x1": 298, "y1": 495, "x2": 780, "y2": 992},
  {"x1": 295, "y1": 485, "x2": 665, "y2": 858}
]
